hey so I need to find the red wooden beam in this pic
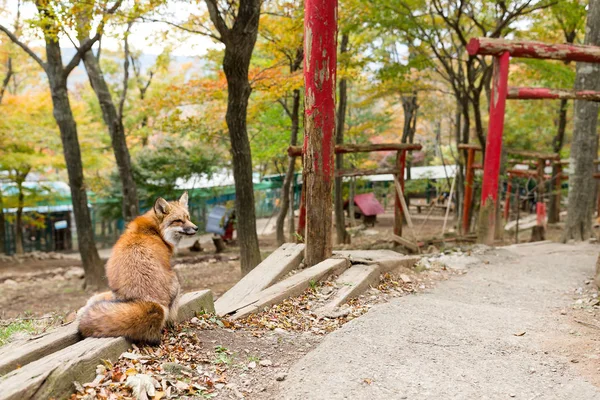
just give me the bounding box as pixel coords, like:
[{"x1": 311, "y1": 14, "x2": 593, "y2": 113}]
[
  {"x1": 467, "y1": 38, "x2": 600, "y2": 63},
  {"x1": 478, "y1": 52, "x2": 510, "y2": 245},
  {"x1": 288, "y1": 143, "x2": 422, "y2": 157},
  {"x1": 508, "y1": 87, "x2": 600, "y2": 102},
  {"x1": 302, "y1": 0, "x2": 337, "y2": 267}
]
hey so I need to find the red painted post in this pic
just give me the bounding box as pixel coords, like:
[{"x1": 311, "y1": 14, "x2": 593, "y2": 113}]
[
  {"x1": 462, "y1": 148, "x2": 475, "y2": 234},
  {"x1": 504, "y1": 178, "x2": 512, "y2": 222},
  {"x1": 394, "y1": 150, "x2": 406, "y2": 236},
  {"x1": 303, "y1": 0, "x2": 337, "y2": 266},
  {"x1": 478, "y1": 52, "x2": 510, "y2": 245}
]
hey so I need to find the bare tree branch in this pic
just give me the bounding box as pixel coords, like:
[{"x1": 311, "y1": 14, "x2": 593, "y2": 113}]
[
  {"x1": 118, "y1": 21, "x2": 133, "y2": 120},
  {"x1": 205, "y1": 0, "x2": 230, "y2": 39},
  {"x1": 0, "y1": 24, "x2": 46, "y2": 70}
]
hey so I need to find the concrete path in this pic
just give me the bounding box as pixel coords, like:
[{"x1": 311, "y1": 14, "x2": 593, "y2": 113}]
[{"x1": 281, "y1": 242, "x2": 600, "y2": 399}]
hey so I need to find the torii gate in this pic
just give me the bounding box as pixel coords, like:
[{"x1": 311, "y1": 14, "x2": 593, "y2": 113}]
[{"x1": 467, "y1": 38, "x2": 600, "y2": 244}]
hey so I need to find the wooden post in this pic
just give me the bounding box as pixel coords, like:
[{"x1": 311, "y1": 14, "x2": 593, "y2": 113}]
[
  {"x1": 536, "y1": 158, "x2": 546, "y2": 227},
  {"x1": 394, "y1": 150, "x2": 406, "y2": 236},
  {"x1": 303, "y1": 0, "x2": 337, "y2": 266},
  {"x1": 462, "y1": 148, "x2": 475, "y2": 234},
  {"x1": 478, "y1": 51, "x2": 510, "y2": 245},
  {"x1": 504, "y1": 177, "x2": 512, "y2": 222}
]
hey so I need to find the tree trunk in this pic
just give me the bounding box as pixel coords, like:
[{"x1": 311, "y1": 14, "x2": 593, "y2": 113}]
[
  {"x1": 276, "y1": 88, "x2": 301, "y2": 245},
  {"x1": 222, "y1": 41, "x2": 262, "y2": 275},
  {"x1": 0, "y1": 189, "x2": 5, "y2": 254},
  {"x1": 15, "y1": 178, "x2": 25, "y2": 255},
  {"x1": 44, "y1": 39, "x2": 105, "y2": 289},
  {"x1": 80, "y1": 50, "x2": 139, "y2": 221},
  {"x1": 288, "y1": 181, "x2": 296, "y2": 241},
  {"x1": 0, "y1": 57, "x2": 12, "y2": 104},
  {"x1": 563, "y1": 0, "x2": 600, "y2": 242},
  {"x1": 549, "y1": 98, "x2": 568, "y2": 223},
  {"x1": 335, "y1": 33, "x2": 350, "y2": 245}
]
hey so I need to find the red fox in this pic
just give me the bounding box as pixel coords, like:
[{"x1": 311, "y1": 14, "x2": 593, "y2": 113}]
[{"x1": 78, "y1": 192, "x2": 198, "y2": 345}]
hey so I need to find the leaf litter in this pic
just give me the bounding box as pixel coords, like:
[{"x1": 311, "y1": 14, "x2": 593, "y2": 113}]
[{"x1": 70, "y1": 257, "x2": 461, "y2": 399}]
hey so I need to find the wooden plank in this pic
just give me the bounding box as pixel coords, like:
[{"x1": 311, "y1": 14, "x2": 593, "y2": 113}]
[
  {"x1": 0, "y1": 337, "x2": 130, "y2": 400},
  {"x1": 392, "y1": 234, "x2": 420, "y2": 253},
  {"x1": 316, "y1": 264, "x2": 381, "y2": 317},
  {"x1": 229, "y1": 258, "x2": 350, "y2": 320},
  {"x1": 506, "y1": 149, "x2": 560, "y2": 160},
  {"x1": 0, "y1": 324, "x2": 80, "y2": 376},
  {"x1": 394, "y1": 178, "x2": 414, "y2": 229},
  {"x1": 333, "y1": 250, "x2": 419, "y2": 273},
  {"x1": 287, "y1": 143, "x2": 423, "y2": 156},
  {"x1": 0, "y1": 290, "x2": 214, "y2": 390},
  {"x1": 336, "y1": 167, "x2": 400, "y2": 178},
  {"x1": 215, "y1": 243, "x2": 305, "y2": 316}
]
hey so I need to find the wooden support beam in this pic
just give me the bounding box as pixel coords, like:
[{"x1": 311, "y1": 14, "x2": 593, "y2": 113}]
[
  {"x1": 229, "y1": 258, "x2": 350, "y2": 320},
  {"x1": 394, "y1": 151, "x2": 406, "y2": 237},
  {"x1": 215, "y1": 243, "x2": 305, "y2": 316},
  {"x1": 335, "y1": 167, "x2": 400, "y2": 178},
  {"x1": 508, "y1": 87, "x2": 600, "y2": 102},
  {"x1": 303, "y1": 0, "x2": 337, "y2": 267},
  {"x1": 467, "y1": 37, "x2": 600, "y2": 63},
  {"x1": 457, "y1": 143, "x2": 482, "y2": 151},
  {"x1": 288, "y1": 143, "x2": 422, "y2": 157},
  {"x1": 506, "y1": 149, "x2": 560, "y2": 160},
  {"x1": 0, "y1": 290, "x2": 214, "y2": 400},
  {"x1": 462, "y1": 148, "x2": 475, "y2": 234}
]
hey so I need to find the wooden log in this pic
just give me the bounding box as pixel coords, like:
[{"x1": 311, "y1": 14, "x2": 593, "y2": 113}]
[
  {"x1": 457, "y1": 143, "x2": 482, "y2": 151},
  {"x1": 508, "y1": 87, "x2": 600, "y2": 102},
  {"x1": 229, "y1": 258, "x2": 350, "y2": 320},
  {"x1": 467, "y1": 37, "x2": 600, "y2": 63},
  {"x1": 332, "y1": 250, "x2": 420, "y2": 273},
  {"x1": 0, "y1": 324, "x2": 80, "y2": 376},
  {"x1": 394, "y1": 151, "x2": 406, "y2": 236},
  {"x1": 315, "y1": 264, "x2": 381, "y2": 317},
  {"x1": 288, "y1": 143, "x2": 423, "y2": 157},
  {"x1": 335, "y1": 167, "x2": 400, "y2": 178},
  {"x1": 392, "y1": 234, "x2": 419, "y2": 253},
  {"x1": 215, "y1": 243, "x2": 305, "y2": 316},
  {"x1": 0, "y1": 290, "x2": 214, "y2": 381},
  {"x1": 506, "y1": 149, "x2": 560, "y2": 160}
]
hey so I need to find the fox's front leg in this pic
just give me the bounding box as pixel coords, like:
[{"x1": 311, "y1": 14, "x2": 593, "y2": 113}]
[{"x1": 165, "y1": 277, "x2": 181, "y2": 329}]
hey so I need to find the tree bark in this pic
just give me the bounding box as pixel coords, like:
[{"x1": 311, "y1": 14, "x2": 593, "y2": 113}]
[
  {"x1": 205, "y1": 0, "x2": 262, "y2": 274},
  {"x1": 0, "y1": 57, "x2": 12, "y2": 104},
  {"x1": 276, "y1": 89, "x2": 301, "y2": 245},
  {"x1": 564, "y1": 0, "x2": 600, "y2": 242},
  {"x1": 43, "y1": 35, "x2": 105, "y2": 288},
  {"x1": 80, "y1": 48, "x2": 139, "y2": 221},
  {"x1": 549, "y1": 98, "x2": 568, "y2": 223},
  {"x1": 335, "y1": 33, "x2": 350, "y2": 245},
  {"x1": 401, "y1": 91, "x2": 418, "y2": 180},
  {"x1": 0, "y1": 188, "x2": 5, "y2": 254}
]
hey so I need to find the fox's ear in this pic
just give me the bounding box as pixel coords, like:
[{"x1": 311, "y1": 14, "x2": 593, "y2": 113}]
[
  {"x1": 179, "y1": 191, "x2": 189, "y2": 209},
  {"x1": 154, "y1": 197, "x2": 170, "y2": 218}
]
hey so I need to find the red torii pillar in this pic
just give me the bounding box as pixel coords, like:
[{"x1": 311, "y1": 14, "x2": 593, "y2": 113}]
[
  {"x1": 467, "y1": 37, "x2": 600, "y2": 244},
  {"x1": 302, "y1": 0, "x2": 337, "y2": 266}
]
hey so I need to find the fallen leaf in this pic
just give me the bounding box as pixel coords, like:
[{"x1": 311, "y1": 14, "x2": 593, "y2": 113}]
[
  {"x1": 513, "y1": 331, "x2": 526, "y2": 337},
  {"x1": 126, "y1": 374, "x2": 156, "y2": 400}
]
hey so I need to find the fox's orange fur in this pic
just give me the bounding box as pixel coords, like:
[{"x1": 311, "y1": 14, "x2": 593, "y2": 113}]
[{"x1": 78, "y1": 192, "x2": 198, "y2": 345}]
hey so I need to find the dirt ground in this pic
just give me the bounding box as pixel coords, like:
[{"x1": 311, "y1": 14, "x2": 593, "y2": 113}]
[{"x1": 0, "y1": 209, "x2": 455, "y2": 321}]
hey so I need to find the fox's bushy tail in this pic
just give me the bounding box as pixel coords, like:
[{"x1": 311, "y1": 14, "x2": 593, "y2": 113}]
[{"x1": 78, "y1": 300, "x2": 166, "y2": 345}]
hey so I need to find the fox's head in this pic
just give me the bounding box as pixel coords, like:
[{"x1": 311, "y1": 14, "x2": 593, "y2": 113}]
[{"x1": 153, "y1": 192, "x2": 198, "y2": 246}]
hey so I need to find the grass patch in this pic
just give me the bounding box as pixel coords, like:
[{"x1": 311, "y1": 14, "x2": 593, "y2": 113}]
[{"x1": 0, "y1": 320, "x2": 37, "y2": 346}]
